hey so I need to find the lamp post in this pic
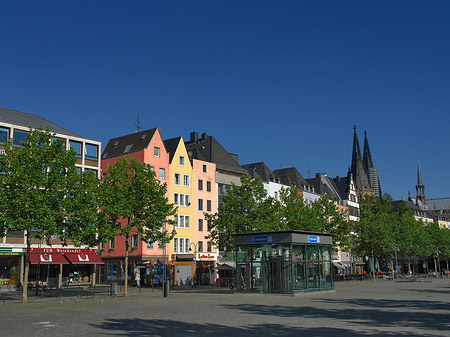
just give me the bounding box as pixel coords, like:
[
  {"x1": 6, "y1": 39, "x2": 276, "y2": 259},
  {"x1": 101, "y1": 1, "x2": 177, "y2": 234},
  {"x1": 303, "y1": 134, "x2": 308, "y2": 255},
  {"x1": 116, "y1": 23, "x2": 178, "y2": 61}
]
[
  {"x1": 163, "y1": 224, "x2": 177, "y2": 297},
  {"x1": 393, "y1": 244, "x2": 398, "y2": 282},
  {"x1": 189, "y1": 242, "x2": 199, "y2": 290},
  {"x1": 435, "y1": 248, "x2": 441, "y2": 278}
]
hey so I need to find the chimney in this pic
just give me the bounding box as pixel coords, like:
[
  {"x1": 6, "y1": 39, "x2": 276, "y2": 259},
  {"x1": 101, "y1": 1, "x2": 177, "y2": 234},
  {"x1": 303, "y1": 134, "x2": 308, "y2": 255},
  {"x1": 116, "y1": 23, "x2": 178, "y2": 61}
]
[
  {"x1": 190, "y1": 132, "x2": 198, "y2": 143},
  {"x1": 201, "y1": 132, "x2": 208, "y2": 141}
]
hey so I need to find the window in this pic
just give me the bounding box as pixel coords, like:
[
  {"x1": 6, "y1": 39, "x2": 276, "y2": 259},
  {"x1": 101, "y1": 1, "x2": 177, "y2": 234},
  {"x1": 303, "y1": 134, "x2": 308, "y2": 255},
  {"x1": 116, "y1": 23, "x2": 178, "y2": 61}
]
[
  {"x1": 198, "y1": 241, "x2": 204, "y2": 252},
  {"x1": 159, "y1": 168, "x2": 165, "y2": 180},
  {"x1": 198, "y1": 179, "x2": 203, "y2": 191},
  {"x1": 69, "y1": 140, "x2": 82, "y2": 158},
  {"x1": 207, "y1": 242, "x2": 212, "y2": 252},
  {"x1": 85, "y1": 143, "x2": 98, "y2": 161},
  {"x1": 198, "y1": 219, "x2": 204, "y2": 232},
  {"x1": 146, "y1": 239, "x2": 153, "y2": 249},
  {"x1": 174, "y1": 173, "x2": 181, "y2": 185},
  {"x1": 206, "y1": 181, "x2": 212, "y2": 192},
  {"x1": 198, "y1": 199, "x2": 203, "y2": 211},
  {"x1": 174, "y1": 193, "x2": 190, "y2": 207},
  {"x1": 174, "y1": 215, "x2": 190, "y2": 228},
  {"x1": 154, "y1": 147, "x2": 160, "y2": 157},
  {"x1": 85, "y1": 169, "x2": 98, "y2": 178},
  {"x1": 99, "y1": 242, "x2": 105, "y2": 251},
  {"x1": 132, "y1": 235, "x2": 139, "y2": 248},
  {"x1": 202, "y1": 164, "x2": 207, "y2": 173},
  {"x1": 183, "y1": 175, "x2": 190, "y2": 187},
  {"x1": 13, "y1": 130, "x2": 27, "y2": 147},
  {"x1": 107, "y1": 263, "x2": 117, "y2": 280},
  {"x1": 185, "y1": 238, "x2": 190, "y2": 253},
  {"x1": 174, "y1": 238, "x2": 178, "y2": 253},
  {"x1": 150, "y1": 166, "x2": 154, "y2": 172},
  {"x1": 109, "y1": 238, "x2": 115, "y2": 250},
  {"x1": 0, "y1": 127, "x2": 9, "y2": 143},
  {"x1": 179, "y1": 156, "x2": 185, "y2": 166},
  {"x1": 206, "y1": 200, "x2": 212, "y2": 212},
  {"x1": 124, "y1": 144, "x2": 133, "y2": 153}
]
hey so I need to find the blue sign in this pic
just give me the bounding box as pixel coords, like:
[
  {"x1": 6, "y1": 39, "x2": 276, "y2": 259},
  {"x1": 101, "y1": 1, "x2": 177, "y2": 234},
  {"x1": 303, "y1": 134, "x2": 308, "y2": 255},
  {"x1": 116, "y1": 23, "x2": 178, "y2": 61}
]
[
  {"x1": 250, "y1": 235, "x2": 273, "y2": 244},
  {"x1": 307, "y1": 235, "x2": 320, "y2": 243}
]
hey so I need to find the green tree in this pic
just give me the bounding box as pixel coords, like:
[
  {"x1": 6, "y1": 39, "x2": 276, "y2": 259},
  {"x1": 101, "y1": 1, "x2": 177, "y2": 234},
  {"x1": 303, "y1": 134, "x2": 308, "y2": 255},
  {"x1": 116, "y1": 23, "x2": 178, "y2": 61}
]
[
  {"x1": 100, "y1": 156, "x2": 177, "y2": 296},
  {"x1": 351, "y1": 194, "x2": 394, "y2": 281},
  {"x1": 0, "y1": 128, "x2": 98, "y2": 303},
  {"x1": 206, "y1": 176, "x2": 281, "y2": 250}
]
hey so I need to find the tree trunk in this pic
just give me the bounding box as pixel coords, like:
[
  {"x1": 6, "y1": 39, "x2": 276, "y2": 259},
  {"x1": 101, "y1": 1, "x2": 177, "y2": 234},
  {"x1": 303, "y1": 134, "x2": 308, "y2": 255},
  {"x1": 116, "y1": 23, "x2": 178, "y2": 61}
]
[
  {"x1": 372, "y1": 255, "x2": 376, "y2": 282},
  {"x1": 22, "y1": 235, "x2": 31, "y2": 303},
  {"x1": 124, "y1": 234, "x2": 129, "y2": 297}
]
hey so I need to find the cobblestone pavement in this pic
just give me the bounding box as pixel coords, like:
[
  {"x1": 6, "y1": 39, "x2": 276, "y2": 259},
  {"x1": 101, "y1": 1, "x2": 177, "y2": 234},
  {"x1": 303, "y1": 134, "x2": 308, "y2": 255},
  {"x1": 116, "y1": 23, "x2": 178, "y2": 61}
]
[{"x1": 1, "y1": 279, "x2": 449, "y2": 336}]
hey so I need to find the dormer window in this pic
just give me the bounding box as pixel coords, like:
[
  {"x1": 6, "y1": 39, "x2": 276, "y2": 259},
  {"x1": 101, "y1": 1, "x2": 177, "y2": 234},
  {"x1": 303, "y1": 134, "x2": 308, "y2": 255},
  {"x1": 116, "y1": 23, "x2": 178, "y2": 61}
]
[
  {"x1": 113, "y1": 140, "x2": 119, "y2": 148},
  {"x1": 140, "y1": 134, "x2": 147, "y2": 141},
  {"x1": 124, "y1": 144, "x2": 133, "y2": 153}
]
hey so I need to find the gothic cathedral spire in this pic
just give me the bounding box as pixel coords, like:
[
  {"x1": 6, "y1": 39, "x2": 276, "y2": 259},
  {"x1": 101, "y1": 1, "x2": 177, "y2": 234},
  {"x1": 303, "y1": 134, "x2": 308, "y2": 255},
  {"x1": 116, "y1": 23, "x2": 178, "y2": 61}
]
[
  {"x1": 416, "y1": 162, "x2": 426, "y2": 205},
  {"x1": 363, "y1": 130, "x2": 381, "y2": 198}
]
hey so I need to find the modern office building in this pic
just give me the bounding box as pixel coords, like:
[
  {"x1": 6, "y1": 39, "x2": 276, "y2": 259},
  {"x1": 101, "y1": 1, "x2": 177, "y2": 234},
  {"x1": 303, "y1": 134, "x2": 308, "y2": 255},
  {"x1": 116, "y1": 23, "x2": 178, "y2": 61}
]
[{"x1": 0, "y1": 107, "x2": 102, "y2": 289}]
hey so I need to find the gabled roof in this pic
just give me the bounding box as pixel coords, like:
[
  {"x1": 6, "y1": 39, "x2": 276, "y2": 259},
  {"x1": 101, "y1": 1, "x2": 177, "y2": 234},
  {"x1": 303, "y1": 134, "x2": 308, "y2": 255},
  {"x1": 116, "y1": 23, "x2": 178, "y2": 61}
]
[
  {"x1": 273, "y1": 167, "x2": 310, "y2": 190},
  {"x1": 185, "y1": 132, "x2": 247, "y2": 175},
  {"x1": 102, "y1": 128, "x2": 158, "y2": 160},
  {"x1": 163, "y1": 137, "x2": 183, "y2": 163},
  {"x1": 333, "y1": 175, "x2": 351, "y2": 200},
  {"x1": 242, "y1": 162, "x2": 279, "y2": 183},
  {"x1": 306, "y1": 174, "x2": 342, "y2": 200},
  {"x1": 0, "y1": 107, "x2": 81, "y2": 138}
]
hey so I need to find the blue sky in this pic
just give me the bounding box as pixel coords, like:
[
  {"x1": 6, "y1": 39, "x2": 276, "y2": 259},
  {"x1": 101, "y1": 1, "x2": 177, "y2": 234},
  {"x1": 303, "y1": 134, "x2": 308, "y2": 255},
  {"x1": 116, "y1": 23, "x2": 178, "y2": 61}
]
[{"x1": 1, "y1": 1, "x2": 449, "y2": 200}]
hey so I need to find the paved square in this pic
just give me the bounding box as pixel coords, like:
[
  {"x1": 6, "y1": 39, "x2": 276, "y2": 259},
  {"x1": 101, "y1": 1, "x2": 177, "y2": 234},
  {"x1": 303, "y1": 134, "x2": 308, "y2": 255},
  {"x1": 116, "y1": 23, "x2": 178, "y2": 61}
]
[{"x1": 1, "y1": 279, "x2": 449, "y2": 336}]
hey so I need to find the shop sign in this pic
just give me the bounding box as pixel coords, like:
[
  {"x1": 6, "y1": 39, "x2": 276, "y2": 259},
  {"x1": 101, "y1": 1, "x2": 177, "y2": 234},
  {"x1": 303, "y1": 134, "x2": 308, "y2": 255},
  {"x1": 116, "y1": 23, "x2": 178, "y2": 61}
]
[
  {"x1": 196, "y1": 252, "x2": 218, "y2": 261},
  {"x1": 250, "y1": 235, "x2": 273, "y2": 244},
  {"x1": 0, "y1": 248, "x2": 23, "y2": 256},
  {"x1": 30, "y1": 248, "x2": 96, "y2": 254},
  {"x1": 307, "y1": 235, "x2": 320, "y2": 243}
]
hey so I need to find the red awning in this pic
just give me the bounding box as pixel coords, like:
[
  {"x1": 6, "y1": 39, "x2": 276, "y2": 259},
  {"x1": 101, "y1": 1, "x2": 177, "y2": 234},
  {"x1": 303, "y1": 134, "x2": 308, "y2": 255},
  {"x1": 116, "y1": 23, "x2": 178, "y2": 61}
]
[
  {"x1": 64, "y1": 253, "x2": 104, "y2": 265},
  {"x1": 29, "y1": 253, "x2": 69, "y2": 264}
]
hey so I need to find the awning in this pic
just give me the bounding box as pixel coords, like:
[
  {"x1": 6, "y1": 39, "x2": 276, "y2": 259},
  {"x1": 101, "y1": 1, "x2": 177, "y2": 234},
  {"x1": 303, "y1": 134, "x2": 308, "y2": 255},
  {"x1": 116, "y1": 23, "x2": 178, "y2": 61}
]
[
  {"x1": 29, "y1": 253, "x2": 69, "y2": 264},
  {"x1": 218, "y1": 261, "x2": 236, "y2": 270},
  {"x1": 64, "y1": 253, "x2": 104, "y2": 265},
  {"x1": 333, "y1": 262, "x2": 345, "y2": 269}
]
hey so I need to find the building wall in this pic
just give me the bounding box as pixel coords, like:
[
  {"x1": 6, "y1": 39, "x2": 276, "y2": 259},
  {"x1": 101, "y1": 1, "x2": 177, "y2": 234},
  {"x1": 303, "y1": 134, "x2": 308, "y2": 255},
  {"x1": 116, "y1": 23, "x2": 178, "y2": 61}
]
[{"x1": 167, "y1": 138, "x2": 194, "y2": 261}]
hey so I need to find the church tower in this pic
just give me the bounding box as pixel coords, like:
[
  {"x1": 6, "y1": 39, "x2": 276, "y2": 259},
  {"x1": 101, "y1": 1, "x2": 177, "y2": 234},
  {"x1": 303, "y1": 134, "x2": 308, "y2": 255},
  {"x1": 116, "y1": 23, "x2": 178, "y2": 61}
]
[
  {"x1": 416, "y1": 162, "x2": 426, "y2": 208},
  {"x1": 350, "y1": 126, "x2": 374, "y2": 200},
  {"x1": 363, "y1": 130, "x2": 381, "y2": 198}
]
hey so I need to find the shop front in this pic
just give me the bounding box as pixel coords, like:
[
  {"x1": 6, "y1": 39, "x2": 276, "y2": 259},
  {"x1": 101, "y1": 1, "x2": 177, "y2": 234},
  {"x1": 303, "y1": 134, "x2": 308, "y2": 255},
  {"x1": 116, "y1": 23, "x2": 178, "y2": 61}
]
[
  {"x1": 234, "y1": 230, "x2": 334, "y2": 294},
  {"x1": 29, "y1": 248, "x2": 103, "y2": 287},
  {"x1": 196, "y1": 252, "x2": 218, "y2": 285},
  {"x1": 0, "y1": 248, "x2": 23, "y2": 288}
]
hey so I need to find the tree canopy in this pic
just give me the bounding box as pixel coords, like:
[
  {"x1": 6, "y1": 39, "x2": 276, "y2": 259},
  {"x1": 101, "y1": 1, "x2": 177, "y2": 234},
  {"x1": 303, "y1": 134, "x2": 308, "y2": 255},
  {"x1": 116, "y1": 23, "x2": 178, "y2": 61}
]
[{"x1": 100, "y1": 155, "x2": 177, "y2": 296}]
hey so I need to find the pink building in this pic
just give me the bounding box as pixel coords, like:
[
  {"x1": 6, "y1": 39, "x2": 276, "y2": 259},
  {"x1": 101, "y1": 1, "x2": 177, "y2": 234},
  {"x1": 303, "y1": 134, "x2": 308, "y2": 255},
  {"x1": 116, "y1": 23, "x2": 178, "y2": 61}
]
[{"x1": 100, "y1": 128, "x2": 171, "y2": 284}]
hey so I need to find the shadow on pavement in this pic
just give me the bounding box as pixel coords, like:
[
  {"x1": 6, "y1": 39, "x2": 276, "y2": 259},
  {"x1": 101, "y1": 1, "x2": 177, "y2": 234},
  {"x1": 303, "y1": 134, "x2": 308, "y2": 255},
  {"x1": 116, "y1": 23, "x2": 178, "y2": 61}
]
[
  {"x1": 90, "y1": 318, "x2": 424, "y2": 336},
  {"x1": 220, "y1": 301, "x2": 450, "y2": 332}
]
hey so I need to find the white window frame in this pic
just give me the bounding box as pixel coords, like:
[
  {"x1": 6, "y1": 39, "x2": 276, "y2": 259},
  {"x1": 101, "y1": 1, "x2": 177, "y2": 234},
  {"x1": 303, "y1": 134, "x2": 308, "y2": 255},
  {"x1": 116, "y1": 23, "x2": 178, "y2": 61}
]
[
  {"x1": 179, "y1": 156, "x2": 185, "y2": 166},
  {"x1": 183, "y1": 175, "x2": 190, "y2": 187},
  {"x1": 154, "y1": 147, "x2": 160, "y2": 158},
  {"x1": 159, "y1": 168, "x2": 165, "y2": 180}
]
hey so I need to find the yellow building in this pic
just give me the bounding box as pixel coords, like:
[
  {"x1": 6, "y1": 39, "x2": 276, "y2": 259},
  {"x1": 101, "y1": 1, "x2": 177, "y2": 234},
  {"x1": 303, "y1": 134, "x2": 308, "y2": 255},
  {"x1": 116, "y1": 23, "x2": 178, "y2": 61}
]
[{"x1": 163, "y1": 137, "x2": 194, "y2": 286}]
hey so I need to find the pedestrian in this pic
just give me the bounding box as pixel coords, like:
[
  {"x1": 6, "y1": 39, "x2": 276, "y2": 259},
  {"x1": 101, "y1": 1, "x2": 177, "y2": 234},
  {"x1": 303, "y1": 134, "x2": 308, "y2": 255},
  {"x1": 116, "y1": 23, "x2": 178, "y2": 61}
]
[{"x1": 135, "y1": 270, "x2": 141, "y2": 288}]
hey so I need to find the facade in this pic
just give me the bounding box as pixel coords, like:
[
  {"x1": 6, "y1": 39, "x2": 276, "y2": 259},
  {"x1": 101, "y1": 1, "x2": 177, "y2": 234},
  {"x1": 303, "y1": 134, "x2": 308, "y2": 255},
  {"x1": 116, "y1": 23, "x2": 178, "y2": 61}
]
[
  {"x1": 163, "y1": 137, "x2": 195, "y2": 286},
  {"x1": 0, "y1": 107, "x2": 102, "y2": 288},
  {"x1": 101, "y1": 128, "x2": 171, "y2": 284},
  {"x1": 191, "y1": 159, "x2": 218, "y2": 284}
]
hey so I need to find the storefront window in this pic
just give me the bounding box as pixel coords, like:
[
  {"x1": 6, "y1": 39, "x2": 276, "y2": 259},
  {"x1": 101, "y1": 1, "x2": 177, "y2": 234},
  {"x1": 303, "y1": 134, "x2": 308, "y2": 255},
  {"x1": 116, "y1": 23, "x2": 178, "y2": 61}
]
[{"x1": 107, "y1": 263, "x2": 117, "y2": 280}]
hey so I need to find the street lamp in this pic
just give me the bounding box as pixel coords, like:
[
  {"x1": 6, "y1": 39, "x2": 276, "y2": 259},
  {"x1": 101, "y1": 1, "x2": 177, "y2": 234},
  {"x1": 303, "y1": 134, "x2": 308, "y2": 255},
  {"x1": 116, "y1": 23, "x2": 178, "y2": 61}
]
[
  {"x1": 189, "y1": 242, "x2": 199, "y2": 289},
  {"x1": 435, "y1": 248, "x2": 441, "y2": 278},
  {"x1": 393, "y1": 243, "x2": 399, "y2": 281}
]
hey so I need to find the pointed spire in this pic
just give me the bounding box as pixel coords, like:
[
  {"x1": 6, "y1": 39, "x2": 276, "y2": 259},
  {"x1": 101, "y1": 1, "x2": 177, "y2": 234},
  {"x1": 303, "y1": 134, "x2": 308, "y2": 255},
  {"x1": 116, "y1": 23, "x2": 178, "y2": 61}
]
[
  {"x1": 417, "y1": 162, "x2": 423, "y2": 185},
  {"x1": 416, "y1": 162, "x2": 426, "y2": 208},
  {"x1": 351, "y1": 125, "x2": 362, "y2": 174},
  {"x1": 363, "y1": 130, "x2": 374, "y2": 171}
]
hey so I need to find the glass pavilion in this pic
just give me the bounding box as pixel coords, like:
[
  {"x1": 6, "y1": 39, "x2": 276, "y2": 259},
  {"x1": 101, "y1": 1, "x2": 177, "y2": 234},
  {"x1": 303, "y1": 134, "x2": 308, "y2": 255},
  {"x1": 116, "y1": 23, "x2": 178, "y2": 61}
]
[{"x1": 233, "y1": 231, "x2": 334, "y2": 294}]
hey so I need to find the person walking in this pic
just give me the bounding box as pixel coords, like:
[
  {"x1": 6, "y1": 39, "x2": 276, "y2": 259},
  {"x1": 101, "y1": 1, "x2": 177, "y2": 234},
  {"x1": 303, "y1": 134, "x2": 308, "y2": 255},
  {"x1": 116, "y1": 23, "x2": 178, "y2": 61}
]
[{"x1": 135, "y1": 269, "x2": 141, "y2": 288}]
